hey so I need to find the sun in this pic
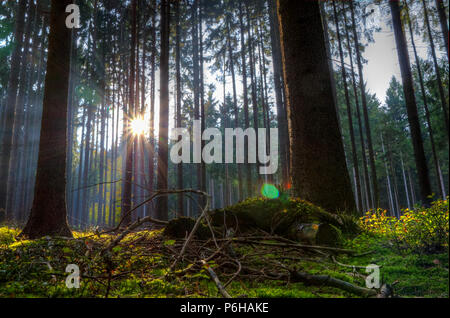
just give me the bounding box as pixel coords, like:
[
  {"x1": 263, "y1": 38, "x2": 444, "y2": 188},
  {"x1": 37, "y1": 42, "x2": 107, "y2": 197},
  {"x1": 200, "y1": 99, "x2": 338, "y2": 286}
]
[{"x1": 130, "y1": 117, "x2": 146, "y2": 136}]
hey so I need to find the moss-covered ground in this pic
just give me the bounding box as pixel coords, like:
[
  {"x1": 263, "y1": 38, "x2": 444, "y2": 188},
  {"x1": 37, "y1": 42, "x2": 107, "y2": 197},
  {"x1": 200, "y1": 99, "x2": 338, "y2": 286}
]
[{"x1": 0, "y1": 225, "x2": 447, "y2": 298}]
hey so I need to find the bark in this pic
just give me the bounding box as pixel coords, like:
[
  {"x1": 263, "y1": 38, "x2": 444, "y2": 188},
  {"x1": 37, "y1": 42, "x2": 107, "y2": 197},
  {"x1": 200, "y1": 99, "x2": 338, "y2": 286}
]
[
  {"x1": 389, "y1": 0, "x2": 432, "y2": 205},
  {"x1": 277, "y1": 0, "x2": 356, "y2": 213},
  {"x1": 20, "y1": 0, "x2": 73, "y2": 239}
]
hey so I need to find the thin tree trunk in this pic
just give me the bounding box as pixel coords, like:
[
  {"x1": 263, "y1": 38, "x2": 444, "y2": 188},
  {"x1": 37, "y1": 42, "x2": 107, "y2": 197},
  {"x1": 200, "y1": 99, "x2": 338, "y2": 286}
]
[
  {"x1": 239, "y1": 2, "x2": 252, "y2": 198},
  {"x1": 349, "y1": 0, "x2": 379, "y2": 208},
  {"x1": 390, "y1": 0, "x2": 432, "y2": 205},
  {"x1": 404, "y1": 0, "x2": 445, "y2": 199},
  {"x1": 333, "y1": 1, "x2": 362, "y2": 212},
  {"x1": 175, "y1": 0, "x2": 184, "y2": 215},
  {"x1": 246, "y1": 5, "x2": 261, "y2": 191},
  {"x1": 435, "y1": 0, "x2": 449, "y2": 61},
  {"x1": 122, "y1": 0, "x2": 137, "y2": 226},
  {"x1": 156, "y1": 0, "x2": 170, "y2": 221},
  {"x1": 0, "y1": 0, "x2": 28, "y2": 218},
  {"x1": 344, "y1": 10, "x2": 371, "y2": 213},
  {"x1": 422, "y1": 0, "x2": 449, "y2": 135},
  {"x1": 226, "y1": 14, "x2": 243, "y2": 201}
]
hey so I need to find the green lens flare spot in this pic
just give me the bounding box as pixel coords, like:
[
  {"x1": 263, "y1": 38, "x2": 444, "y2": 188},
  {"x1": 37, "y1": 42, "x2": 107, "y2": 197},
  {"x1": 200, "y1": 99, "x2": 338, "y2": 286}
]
[{"x1": 261, "y1": 184, "x2": 279, "y2": 199}]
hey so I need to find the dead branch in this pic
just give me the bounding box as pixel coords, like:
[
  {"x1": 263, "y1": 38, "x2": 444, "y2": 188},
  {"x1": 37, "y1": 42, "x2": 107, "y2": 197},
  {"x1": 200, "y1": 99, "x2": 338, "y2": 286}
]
[
  {"x1": 201, "y1": 260, "x2": 232, "y2": 298},
  {"x1": 289, "y1": 270, "x2": 377, "y2": 297}
]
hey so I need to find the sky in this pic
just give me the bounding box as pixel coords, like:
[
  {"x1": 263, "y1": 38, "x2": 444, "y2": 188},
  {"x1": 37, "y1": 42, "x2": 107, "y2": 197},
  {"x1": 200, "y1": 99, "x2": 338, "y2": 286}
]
[{"x1": 361, "y1": 4, "x2": 447, "y2": 104}]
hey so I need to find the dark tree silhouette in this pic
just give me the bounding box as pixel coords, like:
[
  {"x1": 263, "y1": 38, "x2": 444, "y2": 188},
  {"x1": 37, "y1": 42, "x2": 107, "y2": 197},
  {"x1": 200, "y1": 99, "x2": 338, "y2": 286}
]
[
  {"x1": 20, "y1": 0, "x2": 73, "y2": 239},
  {"x1": 389, "y1": 0, "x2": 432, "y2": 205},
  {"x1": 156, "y1": 0, "x2": 170, "y2": 221},
  {"x1": 277, "y1": 0, "x2": 356, "y2": 213}
]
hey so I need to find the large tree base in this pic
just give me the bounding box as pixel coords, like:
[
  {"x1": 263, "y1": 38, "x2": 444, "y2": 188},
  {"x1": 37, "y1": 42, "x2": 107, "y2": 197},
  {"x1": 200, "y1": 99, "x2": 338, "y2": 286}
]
[{"x1": 19, "y1": 211, "x2": 72, "y2": 239}]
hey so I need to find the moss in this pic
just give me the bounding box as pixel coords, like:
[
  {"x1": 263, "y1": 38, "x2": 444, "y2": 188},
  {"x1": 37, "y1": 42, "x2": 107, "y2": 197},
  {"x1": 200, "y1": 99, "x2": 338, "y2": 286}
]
[{"x1": 209, "y1": 197, "x2": 357, "y2": 243}]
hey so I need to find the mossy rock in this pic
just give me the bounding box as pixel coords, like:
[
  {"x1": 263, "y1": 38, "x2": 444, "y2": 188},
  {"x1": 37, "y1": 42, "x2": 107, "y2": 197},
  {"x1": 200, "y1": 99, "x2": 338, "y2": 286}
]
[
  {"x1": 163, "y1": 217, "x2": 210, "y2": 240},
  {"x1": 164, "y1": 198, "x2": 358, "y2": 244},
  {"x1": 208, "y1": 197, "x2": 358, "y2": 242}
]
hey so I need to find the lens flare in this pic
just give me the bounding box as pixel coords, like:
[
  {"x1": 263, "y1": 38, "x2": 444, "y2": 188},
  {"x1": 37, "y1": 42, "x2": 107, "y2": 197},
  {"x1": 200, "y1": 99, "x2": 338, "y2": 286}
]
[
  {"x1": 261, "y1": 184, "x2": 279, "y2": 199},
  {"x1": 130, "y1": 117, "x2": 146, "y2": 136}
]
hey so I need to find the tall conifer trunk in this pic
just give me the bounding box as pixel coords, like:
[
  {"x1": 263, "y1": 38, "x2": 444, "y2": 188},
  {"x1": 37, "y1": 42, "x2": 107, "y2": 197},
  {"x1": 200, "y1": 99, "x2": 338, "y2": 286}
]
[
  {"x1": 20, "y1": 0, "x2": 73, "y2": 238},
  {"x1": 277, "y1": 0, "x2": 356, "y2": 213}
]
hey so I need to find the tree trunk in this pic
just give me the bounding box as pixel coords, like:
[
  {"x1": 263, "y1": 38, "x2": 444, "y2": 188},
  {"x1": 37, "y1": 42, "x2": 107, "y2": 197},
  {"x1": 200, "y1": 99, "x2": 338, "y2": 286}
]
[
  {"x1": 246, "y1": 5, "x2": 261, "y2": 191},
  {"x1": 389, "y1": 0, "x2": 432, "y2": 205},
  {"x1": 226, "y1": 15, "x2": 243, "y2": 201},
  {"x1": 20, "y1": 0, "x2": 73, "y2": 239},
  {"x1": 277, "y1": 0, "x2": 356, "y2": 213},
  {"x1": 404, "y1": 0, "x2": 445, "y2": 199},
  {"x1": 156, "y1": 0, "x2": 170, "y2": 221},
  {"x1": 333, "y1": 1, "x2": 362, "y2": 212},
  {"x1": 239, "y1": 2, "x2": 252, "y2": 198},
  {"x1": 175, "y1": 0, "x2": 184, "y2": 215},
  {"x1": 268, "y1": 0, "x2": 289, "y2": 186},
  {"x1": 435, "y1": 0, "x2": 449, "y2": 61},
  {"x1": 0, "y1": 0, "x2": 27, "y2": 218},
  {"x1": 349, "y1": 0, "x2": 379, "y2": 208},
  {"x1": 422, "y1": 0, "x2": 449, "y2": 136},
  {"x1": 122, "y1": 0, "x2": 137, "y2": 226}
]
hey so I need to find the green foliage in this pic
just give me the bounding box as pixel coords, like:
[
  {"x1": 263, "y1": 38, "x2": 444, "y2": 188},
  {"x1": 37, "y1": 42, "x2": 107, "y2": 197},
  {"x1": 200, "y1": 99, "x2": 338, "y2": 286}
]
[{"x1": 360, "y1": 198, "x2": 449, "y2": 253}]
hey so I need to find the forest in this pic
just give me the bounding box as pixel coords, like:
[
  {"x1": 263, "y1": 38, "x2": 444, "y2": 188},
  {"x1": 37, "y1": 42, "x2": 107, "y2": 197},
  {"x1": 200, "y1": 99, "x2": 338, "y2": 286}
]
[{"x1": 0, "y1": 0, "x2": 448, "y2": 299}]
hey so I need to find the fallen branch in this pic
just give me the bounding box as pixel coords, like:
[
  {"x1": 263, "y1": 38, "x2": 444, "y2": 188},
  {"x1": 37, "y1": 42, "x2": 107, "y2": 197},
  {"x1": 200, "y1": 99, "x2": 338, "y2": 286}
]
[
  {"x1": 289, "y1": 270, "x2": 377, "y2": 297},
  {"x1": 201, "y1": 260, "x2": 232, "y2": 298}
]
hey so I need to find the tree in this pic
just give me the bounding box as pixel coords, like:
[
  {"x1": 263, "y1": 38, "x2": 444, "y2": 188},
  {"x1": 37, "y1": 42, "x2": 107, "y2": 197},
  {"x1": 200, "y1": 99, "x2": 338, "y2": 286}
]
[
  {"x1": 435, "y1": 0, "x2": 449, "y2": 61},
  {"x1": 404, "y1": 0, "x2": 445, "y2": 199},
  {"x1": 277, "y1": 0, "x2": 356, "y2": 213},
  {"x1": 20, "y1": 0, "x2": 73, "y2": 238},
  {"x1": 268, "y1": 0, "x2": 289, "y2": 185},
  {"x1": 156, "y1": 0, "x2": 170, "y2": 221},
  {"x1": 332, "y1": 0, "x2": 362, "y2": 212},
  {"x1": 389, "y1": 0, "x2": 432, "y2": 205},
  {"x1": 421, "y1": 0, "x2": 449, "y2": 135},
  {"x1": 122, "y1": 0, "x2": 137, "y2": 226},
  {"x1": 0, "y1": 0, "x2": 27, "y2": 219},
  {"x1": 349, "y1": 0, "x2": 379, "y2": 208},
  {"x1": 175, "y1": 0, "x2": 184, "y2": 215}
]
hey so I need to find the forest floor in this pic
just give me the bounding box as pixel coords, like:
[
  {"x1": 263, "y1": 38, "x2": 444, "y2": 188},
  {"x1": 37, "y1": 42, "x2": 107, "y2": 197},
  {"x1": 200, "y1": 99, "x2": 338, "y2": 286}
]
[{"x1": 0, "y1": 224, "x2": 448, "y2": 298}]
